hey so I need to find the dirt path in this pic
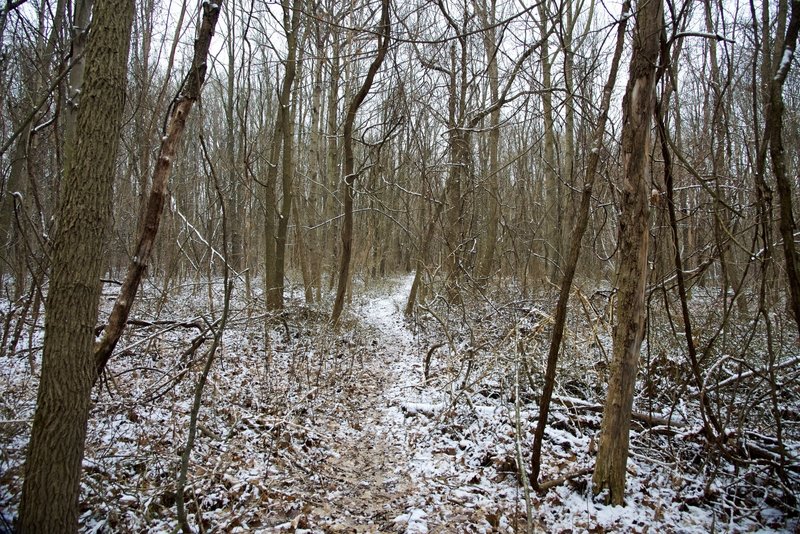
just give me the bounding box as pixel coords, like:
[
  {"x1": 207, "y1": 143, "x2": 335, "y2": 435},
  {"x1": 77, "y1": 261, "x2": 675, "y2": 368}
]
[{"x1": 273, "y1": 277, "x2": 434, "y2": 532}]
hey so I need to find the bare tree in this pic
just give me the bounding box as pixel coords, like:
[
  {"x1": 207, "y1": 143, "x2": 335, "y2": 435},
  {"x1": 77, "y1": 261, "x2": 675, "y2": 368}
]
[
  {"x1": 529, "y1": 0, "x2": 630, "y2": 490},
  {"x1": 94, "y1": 0, "x2": 223, "y2": 377},
  {"x1": 768, "y1": 0, "x2": 800, "y2": 332},
  {"x1": 592, "y1": 0, "x2": 663, "y2": 505},
  {"x1": 264, "y1": 0, "x2": 302, "y2": 310},
  {"x1": 331, "y1": 0, "x2": 390, "y2": 325}
]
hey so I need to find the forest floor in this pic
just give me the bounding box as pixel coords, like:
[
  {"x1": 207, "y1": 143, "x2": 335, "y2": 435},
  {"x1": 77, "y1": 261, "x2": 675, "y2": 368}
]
[{"x1": 1, "y1": 275, "x2": 798, "y2": 532}]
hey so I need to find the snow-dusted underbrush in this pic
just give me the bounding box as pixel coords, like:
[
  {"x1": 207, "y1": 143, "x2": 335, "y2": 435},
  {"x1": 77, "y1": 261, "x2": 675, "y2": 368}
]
[
  {"x1": 1, "y1": 277, "x2": 366, "y2": 531},
  {"x1": 408, "y1": 277, "x2": 799, "y2": 532},
  {"x1": 0, "y1": 274, "x2": 797, "y2": 532}
]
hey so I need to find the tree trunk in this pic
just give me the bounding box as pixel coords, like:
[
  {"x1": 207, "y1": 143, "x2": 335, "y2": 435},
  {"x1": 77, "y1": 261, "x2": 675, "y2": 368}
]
[
  {"x1": 406, "y1": 188, "x2": 448, "y2": 316},
  {"x1": 769, "y1": 0, "x2": 800, "y2": 332},
  {"x1": 530, "y1": 0, "x2": 630, "y2": 488},
  {"x1": 271, "y1": 0, "x2": 302, "y2": 310},
  {"x1": 331, "y1": 0, "x2": 390, "y2": 325},
  {"x1": 18, "y1": 0, "x2": 134, "y2": 528},
  {"x1": 61, "y1": 0, "x2": 93, "y2": 178},
  {"x1": 264, "y1": 117, "x2": 281, "y2": 308},
  {"x1": 224, "y1": 4, "x2": 243, "y2": 272},
  {"x1": 592, "y1": 0, "x2": 662, "y2": 505},
  {"x1": 265, "y1": 0, "x2": 301, "y2": 310},
  {"x1": 475, "y1": 0, "x2": 500, "y2": 284},
  {"x1": 323, "y1": 36, "x2": 341, "y2": 299},
  {"x1": 93, "y1": 1, "x2": 223, "y2": 378},
  {"x1": 538, "y1": 2, "x2": 560, "y2": 283},
  {"x1": 303, "y1": 16, "x2": 326, "y2": 303}
]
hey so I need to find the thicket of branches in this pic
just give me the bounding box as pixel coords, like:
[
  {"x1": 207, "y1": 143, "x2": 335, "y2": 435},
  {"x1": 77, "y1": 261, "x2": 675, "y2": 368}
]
[{"x1": 0, "y1": 0, "x2": 799, "y2": 528}]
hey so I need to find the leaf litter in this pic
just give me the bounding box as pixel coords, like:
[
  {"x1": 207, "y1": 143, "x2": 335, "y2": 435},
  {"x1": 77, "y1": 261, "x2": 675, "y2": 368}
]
[{"x1": 0, "y1": 275, "x2": 797, "y2": 532}]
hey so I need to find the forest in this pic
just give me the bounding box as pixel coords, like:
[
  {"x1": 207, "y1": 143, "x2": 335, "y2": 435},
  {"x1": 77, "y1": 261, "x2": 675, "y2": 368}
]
[{"x1": 0, "y1": 0, "x2": 799, "y2": 530}]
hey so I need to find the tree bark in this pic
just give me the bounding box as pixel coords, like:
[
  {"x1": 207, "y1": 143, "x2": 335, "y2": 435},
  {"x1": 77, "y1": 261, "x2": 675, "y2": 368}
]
[
  {"x1": 18, "y1": 0, "x2": 134, "y2": 528},
  {"x1": 593, "y1": 0, "x2": 663, "y2": 505},
  {"x1": 61, "y1": 0, "x2": 93, "y2": 179},
  {"x1": 769, "y1": 0, "x2": 800, "y2": 332}
]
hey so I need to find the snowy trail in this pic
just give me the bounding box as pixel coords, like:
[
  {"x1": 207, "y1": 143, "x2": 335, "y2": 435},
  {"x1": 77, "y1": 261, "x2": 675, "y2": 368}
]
[
  {"x1": 336, "y1": 275, "x2": 436, "y2": 533},
  {"x1": 333, "y1": 276, "x2": 510, "y2": 533},
  {"x1": 283, "y1": 275, "x2": 437, "y2": 532},
  {"x1": 359, "y1": 278, "x2": 415, "y2": 344},
  {"x1": 350, "y1": 278, "x2": 530, "y2": 533}
]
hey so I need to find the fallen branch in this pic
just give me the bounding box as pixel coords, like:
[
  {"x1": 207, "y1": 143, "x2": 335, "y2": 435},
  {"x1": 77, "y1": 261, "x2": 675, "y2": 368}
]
[
  {"x1": 537, "y1": 467, "x2": 593, "y2": 491},
  {"x1": 707, "y1": 355, "x2": 800, "y2": 392},
  {"x1": 738, "y1": 433, "x2": 800, "y2": 473},
  {"x1": 554, "y1": 395, "x2": 688, "y2": 428}
]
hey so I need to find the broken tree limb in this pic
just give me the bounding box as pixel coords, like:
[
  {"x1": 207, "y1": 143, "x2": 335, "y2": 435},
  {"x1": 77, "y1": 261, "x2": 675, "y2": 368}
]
[
  {"x1": 537, "y1": 467, "x2": 593, "y2": 492},
  {"x1": 553, "y1": 395, "x2": 687, "y2": 428},
  {"x1": 93, "y1": 0, "x2": 222, "y2": 382}
]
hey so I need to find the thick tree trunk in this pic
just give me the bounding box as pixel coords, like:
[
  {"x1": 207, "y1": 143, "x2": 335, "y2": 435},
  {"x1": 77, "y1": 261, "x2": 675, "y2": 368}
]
[
  {"x1": 17, "y1": 0, "x2": 134, "y2": 529},
  {"x1": 593, "y1": 0, "x2": 663, "y2": 505},
  {"x1": 770, "y1": 0, "x2": 800, "y2": 332},
  {"x1": 444, "y1": 128, "x2": 468, "y2": 299}
]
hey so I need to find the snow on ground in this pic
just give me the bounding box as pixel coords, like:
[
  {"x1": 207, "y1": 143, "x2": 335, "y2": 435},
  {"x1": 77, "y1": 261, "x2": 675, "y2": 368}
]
[
  {"x1": 0, "y1": 275, "x2": 797, "y2": 532},
  {"x1": 326, "y1": 276, "x2": 797, "y2": 533}
]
